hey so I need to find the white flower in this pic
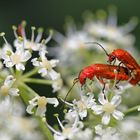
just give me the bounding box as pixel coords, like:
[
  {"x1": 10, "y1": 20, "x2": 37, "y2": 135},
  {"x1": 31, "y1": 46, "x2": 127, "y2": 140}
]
[
  {"x1": 0, "y1": 132, "x2": 12, "y2": 140},
  {"x1": 0, "y1": 75, "x2": 19, "y2": 97},
  {"x1": 26, "y1": 96, "x2": 59, "y2": 117},
  {"x1": 83, "y1": 9, "x2": 137, "y2": 47},
  {"x1": 94, "y1": 94, "x2": 124, "y2": 125},
  {"x1": 95, "y1": 124, "x2": 121, "y2": 140},
  {"x1": 54, "y1": 30, "x2": 93, "y2": 50},
  {"x1": 64, "y1": 92, "x2": 96, "y2": 120},
  {"x1": 13, "y1": 21, "x2": 53, "y2": 51},
  {"x1": 118, "y1": 117, "x2": 140, "y2": 139},
  {"x1": 52, "y1": 76, "x2": 63, "y2": 92},
  {"x1": 31, "y1": 53, "x2": 60, "y2": 80},
  {"x1": 1, "y1": 45, "x2": 31, "y2": 71},
  {"x1": 48, "y1": 115, "x2": 91, "y2": 140},
  {"x1": 73, "y1": 93, "x2": 96, "y2": 120},
  {"x1": 0, "y1": 96, "x2": 12, "y2": 118}
]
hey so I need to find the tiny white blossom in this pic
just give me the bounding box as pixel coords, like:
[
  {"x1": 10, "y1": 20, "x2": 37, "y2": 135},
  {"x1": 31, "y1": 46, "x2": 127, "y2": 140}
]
[
  {"x1": 94, "y1": 94, "x2": 124, "y2": 125},
  {"x1": 95, "y1": 124, "x2": 120, "y2": 140},
  {"x1": 26, "y1": 96, "x2": 59, "y2": 117},
  {"x1": 13, "y1": 21, "x2": 53, "y2": 52},
  {"x1": 52, "y1": 76, "x2": 63, "y2": 92},
  {"x1": 73, "y1": 93, "x2": 96, "y2": 120},
  {"x1": 1, "y1": 46, "x2": 31, "y2": 71},
  {"x1": 0, "y1": 75, "x2": 19, "y2": 97},
  {"x1": 83, "y1": 9, "x2": 138, "y2": 47},
  {"x1": 31, "y1": 52, "x2": 60, "y2": 80},
  {"x1": 64, "y1": 92, "x2": 96, "y2": 120},
  {"x1": 48, "y1": 115, "x2": 91, "y2": 140}
]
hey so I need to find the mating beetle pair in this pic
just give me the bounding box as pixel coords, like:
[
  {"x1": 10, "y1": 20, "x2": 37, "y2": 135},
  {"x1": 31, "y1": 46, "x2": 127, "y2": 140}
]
[{"x1": 78, "y1": 42, "x2": 140, "y2": 90}]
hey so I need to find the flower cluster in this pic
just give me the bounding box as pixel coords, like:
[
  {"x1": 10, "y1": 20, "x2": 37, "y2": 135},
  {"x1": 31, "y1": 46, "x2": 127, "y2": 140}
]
[{"x1": 0, "y1": 21, "x2": 62, "y2": 140}]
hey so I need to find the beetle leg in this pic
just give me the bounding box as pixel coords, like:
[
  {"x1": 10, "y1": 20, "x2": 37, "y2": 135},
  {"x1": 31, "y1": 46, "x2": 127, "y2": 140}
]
[
  {"x1": 115, "y1": 79, "x2": 121, "y2": 89},
  {"x1": 116, "y1": 62, "x2": 123, "y2": 72},
  {"x1": 112, "y1": 59, "x2": 116, "y2": 65},
  {"x1": 97, "y1": 76, "x2": 106, "y2": 99}
]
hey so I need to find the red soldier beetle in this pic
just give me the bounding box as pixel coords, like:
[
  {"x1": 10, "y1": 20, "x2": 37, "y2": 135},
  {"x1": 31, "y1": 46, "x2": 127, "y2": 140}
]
[
  {"x1": 86, "y1": 42, "x2": 140, "y2": 85},
  {"x1": 86, "y1": 42, "x2": 140, "y2": 70},
  {"x1": 63, "y1": 63, "x2": 132, "y2": 103}
]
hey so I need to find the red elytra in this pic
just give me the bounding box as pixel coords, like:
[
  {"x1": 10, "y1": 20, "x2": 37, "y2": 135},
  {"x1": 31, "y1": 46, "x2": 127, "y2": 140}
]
[{"x1": 78, "y1": 64, "x2": 132, "y2": 86}]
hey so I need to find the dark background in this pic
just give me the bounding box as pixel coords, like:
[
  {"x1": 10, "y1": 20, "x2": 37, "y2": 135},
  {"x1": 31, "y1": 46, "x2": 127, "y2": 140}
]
[{"x1": 0, "y1": 0, "x2": 140, "y2": 48}]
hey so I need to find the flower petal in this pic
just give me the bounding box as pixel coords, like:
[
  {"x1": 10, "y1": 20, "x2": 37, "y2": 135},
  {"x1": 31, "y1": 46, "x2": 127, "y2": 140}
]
[
  {"x1": 48, "y1": 69, "x2": 60, "y2": 80},
  {"x1": 16, "y1": 63, "x2": 25, "y2": 71},
  {"x1": 50, "y1": 59, "x2": 59, "y2": 67},
  {"x1": 31, "y1": 58, "x2": 40, "y2": 66},
  {"x1": 102, "y1": 113, "x2": 110, "y2": 125},
  {"x1": 112, "y1": 110, "x2": 124, "y2": 120},
  {"x1": 38, "y1": 68, "x2": 48, "y2": 77},
  {"x1": 5, "y1": 60, "x2": 14, "y2": 68},
  {"x1": 14, "y1": 39, "x2": 23, "y2": 48},
  {"x1": 95, "y1": 125, "x2": 103, "y2": 135},
  {"x1": 9, "y1": 88, "x2": 19, "y2": 96},
  {"x1": 94, "y1": 105, "x2": 104, "y2": 114},
  {"x1": 22, "y1": 50, "x2": 32, "y2": 62},
  {"x1": 111, "y1": 95, "x2": 121, "y2": 107},
  {"x1": 4, "y1": 75, "x2": 15, "y2": 87},
  {"x1": 47, "y1": 98, "x2": 59, "y2": 107},
  {"x1": 26, "y1": 104, "x2": 35, "y2": 114},
  {"x1": 98, "y1": 93, "x2": 107, "y2": 105},
  {"x1": 79, "y1": 109, "x2": 87, "y2": 120},
  {"x1": 36, "y1": 106, "x2": 46, "y2": 117}
]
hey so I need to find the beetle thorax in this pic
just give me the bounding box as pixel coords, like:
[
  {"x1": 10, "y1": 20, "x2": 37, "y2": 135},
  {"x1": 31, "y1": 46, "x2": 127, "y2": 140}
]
[{"x1": 79, "y1": 66, "x2": 94, "y2": 85}]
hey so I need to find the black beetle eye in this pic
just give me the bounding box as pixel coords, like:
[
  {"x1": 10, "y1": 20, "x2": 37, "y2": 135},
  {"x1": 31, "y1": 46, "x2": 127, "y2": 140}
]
[{"x1": 111, "y1": 55, "x2": 115, "y2": 60}]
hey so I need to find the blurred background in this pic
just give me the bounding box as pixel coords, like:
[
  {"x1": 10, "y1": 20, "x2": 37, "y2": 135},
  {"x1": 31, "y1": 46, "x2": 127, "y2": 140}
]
[{"x1": 0, "y1": 0, "x2": 140, "y2": 49}]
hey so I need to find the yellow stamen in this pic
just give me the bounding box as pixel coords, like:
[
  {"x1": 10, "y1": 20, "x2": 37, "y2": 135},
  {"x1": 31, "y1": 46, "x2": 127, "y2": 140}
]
[
  {"x1": 37, "y1": 96, "x2": 47, "y2": 108},
  {"x1": 103, "y1": 102, "x2": 115, "y2": 114}
]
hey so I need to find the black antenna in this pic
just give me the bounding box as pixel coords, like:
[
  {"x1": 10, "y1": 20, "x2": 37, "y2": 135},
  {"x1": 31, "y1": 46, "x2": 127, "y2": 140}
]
[
  {"x1": 60, "y1": 78, "x2": 79, "y2": 109},
  {"x1": 85, "y1": 42, "x2": 109, "y2": 56},
  {"x1": 64, "y1": 78, "x2": 79, "y2": 103}
]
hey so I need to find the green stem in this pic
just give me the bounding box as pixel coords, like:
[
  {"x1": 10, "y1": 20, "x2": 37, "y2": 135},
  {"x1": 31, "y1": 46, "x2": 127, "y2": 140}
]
[
  {"x1": 23, "y1": 67, "x2": 39, "y2": 78},
  {"x1": 9, "y1": 67, "x2": 15, "y2": 75},
  {"x1": 16, "y1": 69, "x2": 23, "y2": 77},
  {"x1": 23, "y1": 78, "x2": 53, "y2": 85},
  {"x1": 124, "y1": 105, "x2": 140, "y2": 115},
  {"x1": 20, "y1": 83, "x2": 38, "y2": 96},
  {"x1": 19, "y1": 83, "x2": 54, "y2": 140},
  {"x1": 37, "y1": 117, "x2": 54, "y2": 140}
]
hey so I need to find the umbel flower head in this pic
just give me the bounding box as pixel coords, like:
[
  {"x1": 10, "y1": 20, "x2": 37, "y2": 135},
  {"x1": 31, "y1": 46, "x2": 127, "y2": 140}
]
[{"x1": 0, "y1": 21, "x2": 62, "y2": 92}]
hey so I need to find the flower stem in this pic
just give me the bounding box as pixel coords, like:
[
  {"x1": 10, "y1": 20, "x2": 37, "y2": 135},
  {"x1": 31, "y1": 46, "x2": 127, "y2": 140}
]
[
  {"x1": 21, "y1": 83, "x2": 38, "y2": 96},
  {"x1": 9, "y1": 67, "x2": 15, "y2": 75},
  {"x1": 37, "y1": 117, "x2": 54, "y2": 140},
  {"x1": 23, "y1": 78, "x2": 53, "y2": 85},
  {"x1": 124, "y1": 105, "x2": 140, "y2": 115},
  {"x1": 23, "y1": 67, "x2": 39, "y2": 78},
  {"x1": 19, "y1": 83, "x2": 54, "y2": 140}
]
